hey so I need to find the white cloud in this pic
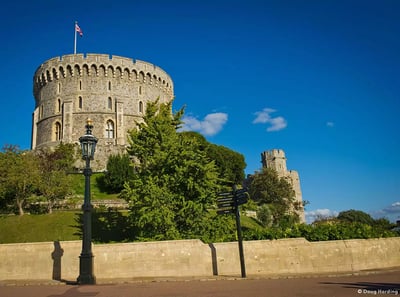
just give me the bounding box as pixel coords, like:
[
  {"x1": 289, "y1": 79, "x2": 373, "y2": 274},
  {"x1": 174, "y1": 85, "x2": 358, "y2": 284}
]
[
  {"x1": 180, "y1": 112, "x2": 228, "y2": 136},
  {"x1": 305, "y1": 208, "x2": 339, "y2": 224},
  {"x1": 371, "y1": 201, "x2": 400, "y2": 222},
  {"x1": 253, "y1": 108, "x2": 287, "y2": 132},
  {"x1": 383, "y1": 201, "x2": 400, "y2": 213},
  {"x1": 326, "y1": 121, "x2": 335, "y2": 127}
]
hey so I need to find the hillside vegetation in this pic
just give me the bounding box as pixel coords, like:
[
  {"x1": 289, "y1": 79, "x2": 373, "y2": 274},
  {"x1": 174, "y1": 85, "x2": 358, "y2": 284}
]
[{"x1": 1, "y1": 102, "x2": 398, "y2": 244}]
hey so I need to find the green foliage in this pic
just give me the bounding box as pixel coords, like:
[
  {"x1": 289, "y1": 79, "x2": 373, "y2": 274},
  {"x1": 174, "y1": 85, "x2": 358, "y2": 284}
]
[
  {"x1": 204, "y1": 143, "x2": 246, "y2": 185},
  {"x1": 0, "y1": 143, "x2": 78, "y2": 215},
  {"x1": 121, "y1": 100, "x2": 223, "y2": 241},
  {"x1": 243, "y1": 221, "x2": 399, "y2": 242},
  {"x1": 69, "y1": 173, "x2": 120, "y2": 200},
  {"x1": 31, "y1": 143, "x2": 77, "y2": 214},
  {"x1": 99, "y1": 154, "x2": 134, "y2": 194},
  {"x1": 198, "y1": 212, "x2": 236, "y2": 243},
  {"x1": 180, "y1": 132, "x2": 246, "y2": 185},
  {"x1": 337, "y1": 209, "x2": 375, "y2": 225},
  {"x1": 0, "y1": 146, "x2": 41, "y2": 215},
  {"x1": 74, "y1": 208, "x2": 132, "y2": 243},
  {"x1": 248, "y1": 167, "x2": 299, "y2": 226},
  {"x1": 373, "y1": 217, "x2": 396, "y2": 230},
  {"x1": 240, "y1": 197, "x2": 258, "y2": 212},
  {"x1": 257, "y1": 204, "x2": 272, "y2": 227},
  {"x1": 49, "y1": 142, "x2": 78, "y2": 172}
]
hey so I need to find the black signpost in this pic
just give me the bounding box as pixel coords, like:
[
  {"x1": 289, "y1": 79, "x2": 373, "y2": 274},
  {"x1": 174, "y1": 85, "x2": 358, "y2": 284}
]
[{"x1": 216, "y1": 187, "x2": 249, "y2": 278}]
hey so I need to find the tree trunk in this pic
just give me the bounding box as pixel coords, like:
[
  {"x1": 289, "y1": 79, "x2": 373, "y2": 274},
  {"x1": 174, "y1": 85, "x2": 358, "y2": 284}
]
[
  {"x1": 16, "y1": 198, "x2": 24, "y2": 216},
  {"x1": 47, "y1": 201, "x2": 53, "y2": 214}
]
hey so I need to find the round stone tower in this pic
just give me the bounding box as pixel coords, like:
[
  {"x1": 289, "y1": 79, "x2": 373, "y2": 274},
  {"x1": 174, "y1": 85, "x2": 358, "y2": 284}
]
[{"x1": 32, "y1": 54, "x2": 174, "y2": 170}]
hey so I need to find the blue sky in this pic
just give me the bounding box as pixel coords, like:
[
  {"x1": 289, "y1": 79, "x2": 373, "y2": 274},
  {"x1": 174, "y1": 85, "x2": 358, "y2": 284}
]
[{"x1": 1, "y1": 0, "x2": 399, "y2": 223}]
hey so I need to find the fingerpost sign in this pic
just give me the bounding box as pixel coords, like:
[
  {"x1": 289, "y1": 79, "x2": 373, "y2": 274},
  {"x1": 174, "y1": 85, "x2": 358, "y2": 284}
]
[{"x1": 216, "y1": 186, "x2": 249, "y2": 278}]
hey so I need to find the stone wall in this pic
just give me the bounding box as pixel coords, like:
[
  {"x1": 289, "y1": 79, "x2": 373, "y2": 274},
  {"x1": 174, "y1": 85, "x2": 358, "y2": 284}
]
[
  {"x1": 0, "y1": 238, "x2": 399, "y2": 281},
  {"x1": 32, "y1": 54, "x2": 174, "y2": 171},
  {"x1": 260, "y1": 149, "x2": 305, "y2": 222}
]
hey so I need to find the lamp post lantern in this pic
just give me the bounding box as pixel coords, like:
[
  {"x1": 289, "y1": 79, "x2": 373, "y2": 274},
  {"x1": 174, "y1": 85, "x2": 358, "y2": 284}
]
[{"x1": 77, "y1": 118, "x2": 98, "y2": 285}]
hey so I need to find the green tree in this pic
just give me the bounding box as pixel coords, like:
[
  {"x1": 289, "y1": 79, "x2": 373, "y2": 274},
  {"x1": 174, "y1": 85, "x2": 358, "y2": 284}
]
[
  {"x1": 35, "y1": 143, "x2": 77, "y2": 213},
  {"x1": 0, "y1": 146, "x2": 40, "y2": 215},
  {"x1": 180, "y1": 131, "x2": 246, "y2": 185},
  {"x1": 206, "y1": 143, "x2": 246, "y2": 185},
  {"x1": 102, "y1": 154, "x2": 134, "y2": 193},
  {"x1": 373, "y1": 218, "x2": 396, "y2": 230},
  {"x1": 257, "y1": 204, "x2": 273, "y2": 227},
  {"x1": 120, "y1": 100, "x2": 222, "y2": 241},
  {"x1": 337, "y1": 209, "x2": 375, "y2": 225},
  {"x1": 248, "y1": 167, "x2": 299, "y2": 226},
  {"x1": 0, "y1": 145, "x2": 18, "y2": 211}
]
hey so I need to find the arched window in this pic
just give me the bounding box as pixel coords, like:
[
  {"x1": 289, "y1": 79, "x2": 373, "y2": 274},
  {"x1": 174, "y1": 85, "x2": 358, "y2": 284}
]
[
  {"x1": 139, "y1": 86, "x2": 142, "y2": 95},
  {"x1": 57, "y1": 99, "x2": 61, "y2": 113},
  {"x1": 58, "y1": 83, "x2": 61, "y2": 94},
  {"x1": 108, "y1": 97, "x2": 112, "y2": 110},
  {"x1": 108, "y1": 81, "x2": 111, "y2": 91},
  {"x1": 78, "y1": 96, "x2": 83, "y2": 109},
  {"x1": 55, "y1": 122, "x2": 62, "y2": 141},
  {"x1": 139, "y1": 101, "x2": 143, "y2": 113},
  {"x1": 79, "y1": 80, "x2": 82, "y2": 90},
  {"x1": 39, "y1": 105, "x2": 44, "y2": 119},
  {"x1": 105, "y1": 120, "x2": 114, "y2": 139}
]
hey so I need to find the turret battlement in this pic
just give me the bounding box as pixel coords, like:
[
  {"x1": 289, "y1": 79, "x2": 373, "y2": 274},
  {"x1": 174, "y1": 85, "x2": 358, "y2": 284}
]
[
  {"x1": 261, "y1": 148, "x2": 287, "y2": 172},
  {"x1": 33, "y1": 54, "x2": 173, "y2": 101}
]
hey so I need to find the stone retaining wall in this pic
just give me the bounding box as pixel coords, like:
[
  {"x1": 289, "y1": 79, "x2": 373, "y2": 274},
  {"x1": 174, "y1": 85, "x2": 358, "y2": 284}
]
[{"x1": 0, "y1": 237, "x2": 399, "y2": 281}]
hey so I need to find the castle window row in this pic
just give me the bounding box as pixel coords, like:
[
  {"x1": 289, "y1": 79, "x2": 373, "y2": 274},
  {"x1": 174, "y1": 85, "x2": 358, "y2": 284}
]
[
  {"x1": 52, "y1": 120, "x2": 116, "y2": 141},
  {"x1": 41, "y1": 96, "x2": 144, "y2": 120}
]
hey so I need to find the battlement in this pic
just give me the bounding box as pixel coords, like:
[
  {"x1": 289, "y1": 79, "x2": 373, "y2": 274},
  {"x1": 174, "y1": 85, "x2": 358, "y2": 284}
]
[
  {"x1": 261, "y1": 149, "x2": 286, "y2": 169},
  {"x1": 33, "y1": 53, "x2": 173, "y2": 99},
  {"x1": 263, "y1": 149, "x2": 286, "y2": 159}
]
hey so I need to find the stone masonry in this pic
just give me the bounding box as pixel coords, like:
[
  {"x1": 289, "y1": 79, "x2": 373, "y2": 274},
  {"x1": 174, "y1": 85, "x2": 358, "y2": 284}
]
[
  {"x1": 261, "y1": 149, "x2": 305, "y2": 222},
  {"x1": 32, "y1": 53, "x2": 174, "y2": 171}
]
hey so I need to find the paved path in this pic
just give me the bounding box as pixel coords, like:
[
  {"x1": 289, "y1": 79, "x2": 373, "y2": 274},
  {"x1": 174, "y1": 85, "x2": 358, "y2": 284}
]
[{"x1": 1, "y1": 270, "x2": 399, "y2": 297}]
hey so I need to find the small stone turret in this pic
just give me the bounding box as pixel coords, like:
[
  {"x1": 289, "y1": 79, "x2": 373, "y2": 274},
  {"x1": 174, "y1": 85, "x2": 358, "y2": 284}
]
[
  {"x1": 261, "y1": 149, "x2": 287, "y2": 173},
  {"x1": 261, "y1": 149, "x2": 305, "y2": 222}
]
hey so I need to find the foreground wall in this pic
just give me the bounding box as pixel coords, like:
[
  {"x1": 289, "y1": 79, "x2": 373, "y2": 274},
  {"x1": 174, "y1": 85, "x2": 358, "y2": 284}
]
[{"x1": 0, "y1": 238, "x2": 399, "y2": 281}]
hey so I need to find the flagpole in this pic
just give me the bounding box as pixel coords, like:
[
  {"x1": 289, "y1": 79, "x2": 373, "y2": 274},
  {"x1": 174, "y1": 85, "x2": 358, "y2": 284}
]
[{"x1": 74, "y1": 21, "x2": 77, "y2": 54}]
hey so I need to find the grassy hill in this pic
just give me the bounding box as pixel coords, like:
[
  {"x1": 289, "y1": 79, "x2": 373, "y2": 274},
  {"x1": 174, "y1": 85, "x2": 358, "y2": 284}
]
[
  {"x1": 69, "y1": 173, "x2": 120, "y2": 200},
  {"x1": 0, "y1": 172, "x2": 263, "y2": 244},
  {"x1": 0, "y1": 211, "x2": 80, "y2": 243},
  {"x1": 0, "y1": 210, "x2": 261, "y2": 244}
]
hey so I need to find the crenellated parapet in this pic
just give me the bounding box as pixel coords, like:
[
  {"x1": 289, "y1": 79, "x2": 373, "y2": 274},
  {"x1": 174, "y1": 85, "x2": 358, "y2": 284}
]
[
  {"x1": 33, "y1": 54, "x2": 173, "y2": 101},
  {"x1": 261, "y1": 149, "x2": 287, "y2": 172}
]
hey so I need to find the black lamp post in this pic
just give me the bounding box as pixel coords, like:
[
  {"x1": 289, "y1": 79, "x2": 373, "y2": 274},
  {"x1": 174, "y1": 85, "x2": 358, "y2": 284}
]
[{"x1": 77, "y1": 118, "x2": 98, "y2": 285}]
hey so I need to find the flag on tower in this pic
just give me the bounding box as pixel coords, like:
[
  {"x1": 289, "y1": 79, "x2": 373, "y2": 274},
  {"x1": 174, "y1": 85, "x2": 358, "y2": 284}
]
[{"x1": 75, "y1": 23, "x2": 83, "y2": 37}]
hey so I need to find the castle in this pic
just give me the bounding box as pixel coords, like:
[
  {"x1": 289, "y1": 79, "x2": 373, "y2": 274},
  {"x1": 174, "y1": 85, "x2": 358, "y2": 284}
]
[
  {"x1": 261, "y1": 149, "x2": 305, "y2": 222},
  {"x1": 31, "y1": 54, "x2": 174, "y2": 170},
  {"x1": 31, "y1": 55, "x2": 305, "y2": 221}
]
